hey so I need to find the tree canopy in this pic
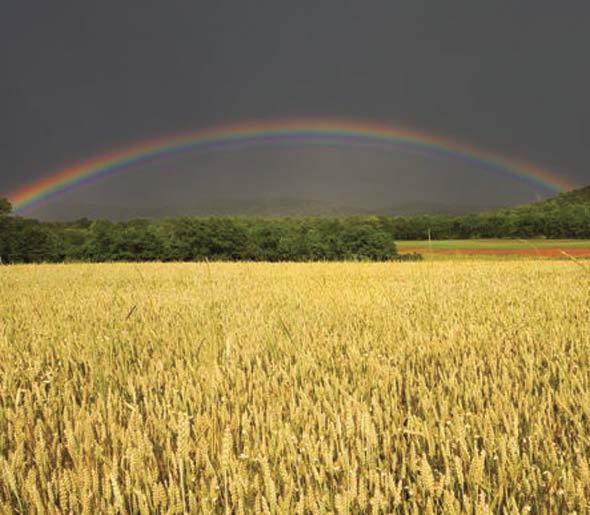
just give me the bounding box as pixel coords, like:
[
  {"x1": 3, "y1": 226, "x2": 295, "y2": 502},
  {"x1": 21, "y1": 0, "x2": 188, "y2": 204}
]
[{"x1": 0, "y1": 216, "x2": 398, "y2": 263}]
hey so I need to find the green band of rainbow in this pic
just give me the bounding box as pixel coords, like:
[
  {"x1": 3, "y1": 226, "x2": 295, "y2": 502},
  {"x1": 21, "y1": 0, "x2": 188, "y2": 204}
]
[{"x1": 9, "y1": 118, "x2": 574, "y2": 213}]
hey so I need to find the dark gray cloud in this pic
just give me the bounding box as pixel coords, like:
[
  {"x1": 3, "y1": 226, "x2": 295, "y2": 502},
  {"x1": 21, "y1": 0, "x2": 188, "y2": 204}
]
[{"x1": 1, "y1": 1, "x2": 589, "y2": 217}]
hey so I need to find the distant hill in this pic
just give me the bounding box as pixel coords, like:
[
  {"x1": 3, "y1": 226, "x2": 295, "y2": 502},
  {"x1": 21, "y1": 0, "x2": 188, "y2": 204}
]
[
  {"x1": 32, "y1": 198, "x2": 375, "y2": 220},
  {"x1": 386, "y1": 200, "x2": 505, "y2": 216},
  {"x1": 530, "y1": 185, "x2": 590, "y2": 207},
  {"x1": 496, "y1": 185, "x2": 590, "y2": 214},
  {"x1": 32, "y1": 196, "x2": 508, "y2": 221}
]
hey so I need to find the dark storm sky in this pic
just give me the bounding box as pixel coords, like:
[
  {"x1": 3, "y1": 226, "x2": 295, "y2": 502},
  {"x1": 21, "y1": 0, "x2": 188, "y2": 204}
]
[{"x1": 1, "y1": 1, "x2": 589, "y2": 216}]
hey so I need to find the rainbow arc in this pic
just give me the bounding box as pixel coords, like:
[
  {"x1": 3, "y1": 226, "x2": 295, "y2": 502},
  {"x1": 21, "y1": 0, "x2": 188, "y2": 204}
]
[{"x1": 9, "y1": 118, "x2": 574, "y2": 213}]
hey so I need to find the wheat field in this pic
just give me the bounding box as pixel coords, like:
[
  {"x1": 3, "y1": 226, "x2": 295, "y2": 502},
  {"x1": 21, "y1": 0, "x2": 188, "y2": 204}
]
[{"x1": 0, "y1": 261, "x2": 589, "y2": 513}]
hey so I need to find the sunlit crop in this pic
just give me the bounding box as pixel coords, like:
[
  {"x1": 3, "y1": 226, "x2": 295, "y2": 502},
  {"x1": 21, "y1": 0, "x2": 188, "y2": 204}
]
[{"x1": 0, "y1": 261, "x2": 588, "y2": 513}]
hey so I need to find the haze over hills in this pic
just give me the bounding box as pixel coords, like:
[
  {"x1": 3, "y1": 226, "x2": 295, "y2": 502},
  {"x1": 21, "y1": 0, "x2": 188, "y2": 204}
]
[
  {"x1": 106, "y1": 183, "x2": 588, "y2": 220},
  {"x1": 32, "y1": 185, "x2": 590, "y2": 221},
  {"x1": 27, "y1": 196, "x2": 526, "y2": 221}
]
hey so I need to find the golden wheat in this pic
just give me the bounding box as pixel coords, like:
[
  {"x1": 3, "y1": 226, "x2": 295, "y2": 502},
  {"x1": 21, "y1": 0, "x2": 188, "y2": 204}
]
[{"x1": 0, "y1": 261, "x2": 588, "y2": 513}]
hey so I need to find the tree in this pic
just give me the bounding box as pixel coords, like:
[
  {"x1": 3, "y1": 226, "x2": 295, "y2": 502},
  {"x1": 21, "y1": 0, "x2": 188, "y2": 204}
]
[
  {"x1": 0, "y1": 198, "x2": 11, "y2": 216},
  {"x1": 0, "y1": 198, "x2": 13, "y2": 262}
]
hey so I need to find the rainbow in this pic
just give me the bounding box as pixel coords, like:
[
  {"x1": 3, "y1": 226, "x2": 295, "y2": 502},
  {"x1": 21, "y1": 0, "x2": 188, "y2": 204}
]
[{"x1": 8, "y1": 118, "x2": 574, "y2": 213}]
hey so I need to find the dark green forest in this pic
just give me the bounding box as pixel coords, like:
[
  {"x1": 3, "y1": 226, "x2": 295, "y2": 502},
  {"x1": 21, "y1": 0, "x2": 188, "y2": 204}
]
[
  {"x1": 0, "y1": 203, "x2": 398, "y2": 263},
  {"x1": 1, "y1": 186, "x2": 588, "y2": 263}
]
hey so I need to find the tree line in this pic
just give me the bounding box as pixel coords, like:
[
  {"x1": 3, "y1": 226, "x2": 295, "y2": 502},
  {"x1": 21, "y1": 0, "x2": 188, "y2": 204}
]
[
  {"x1": 1, "y1": 187, "x2": 588, "y2": 263},
  {"x1": 0, "y1": 200, "x2": 397, "y2": 263}
]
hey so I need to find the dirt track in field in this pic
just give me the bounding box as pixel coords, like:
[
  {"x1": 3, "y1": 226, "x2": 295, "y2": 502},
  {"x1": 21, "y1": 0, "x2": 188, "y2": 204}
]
[{"x1": 402, "y1": 247, "x2": 590, "y2": 257}]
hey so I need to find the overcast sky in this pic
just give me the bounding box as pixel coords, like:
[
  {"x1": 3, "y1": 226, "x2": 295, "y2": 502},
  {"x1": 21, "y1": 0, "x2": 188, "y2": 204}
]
[{"x1": 1, "y1": 1, "x2": 589, "y2": 217}]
